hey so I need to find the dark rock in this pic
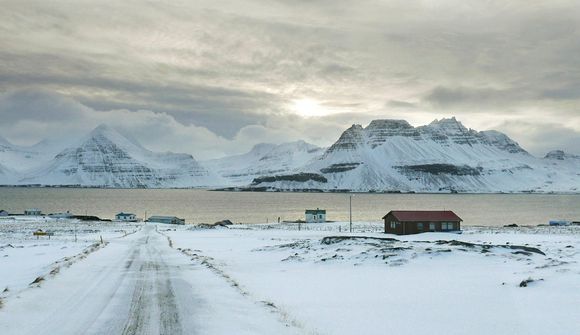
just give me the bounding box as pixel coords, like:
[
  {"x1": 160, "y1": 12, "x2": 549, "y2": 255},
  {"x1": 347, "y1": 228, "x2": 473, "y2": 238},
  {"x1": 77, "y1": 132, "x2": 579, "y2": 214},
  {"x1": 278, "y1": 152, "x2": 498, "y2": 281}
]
[
  {"x1": 519, "y1": 278, "x2": 543, "y2": 287},
  {"x1": 320, "y1": 163, "x2": 361, "y2": 174},
  {"x1": 321, "y1": 236, "x2": 399, "y2": 245},
  {"x1": 214, "y1": 219, "x2": 234, "y2": 226},
  {"x1": 252, "y1": 173, "x2": 328, "y2": 185}
]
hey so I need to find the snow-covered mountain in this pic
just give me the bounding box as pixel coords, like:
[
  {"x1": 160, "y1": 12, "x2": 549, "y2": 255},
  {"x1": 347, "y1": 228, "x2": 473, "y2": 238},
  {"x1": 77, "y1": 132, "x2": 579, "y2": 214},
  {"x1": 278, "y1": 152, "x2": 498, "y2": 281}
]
[
  {"x1": 203, "y1": 141, "x2": 324, "y2": 185},
  {"x1": 17, "y1": 125, "x2": 222, "y2": 188},
  {"x1": 0, "y1": 136, "x2": 59, "y2": 173},
  {"x1": 1, "y1": 118, "x2": 579, "y2": 192},
  {"x1": 249, "y1": 118, "x2": 580, "y2": 193}
]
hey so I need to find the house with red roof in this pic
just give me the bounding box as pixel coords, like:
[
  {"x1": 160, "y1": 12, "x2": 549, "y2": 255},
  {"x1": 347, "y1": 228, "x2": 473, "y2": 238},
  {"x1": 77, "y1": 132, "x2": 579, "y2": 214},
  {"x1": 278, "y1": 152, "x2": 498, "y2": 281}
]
[{"x1": 382, "y1": 210, "x2": 462, "y2": 235}]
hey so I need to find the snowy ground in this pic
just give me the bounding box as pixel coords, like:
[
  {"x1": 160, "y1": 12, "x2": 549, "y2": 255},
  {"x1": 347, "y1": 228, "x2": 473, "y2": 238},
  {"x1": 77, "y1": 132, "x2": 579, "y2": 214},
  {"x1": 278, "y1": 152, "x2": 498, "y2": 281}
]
[
  {"x1": 0, "y1": 219, "x2": 578, "y2": 334},
  {"x1": 0, "y1": 217, "x2": 141, "y2": 299},
  {"x1": 166, "y1": 222, "x2": 580, "y2": 335}
]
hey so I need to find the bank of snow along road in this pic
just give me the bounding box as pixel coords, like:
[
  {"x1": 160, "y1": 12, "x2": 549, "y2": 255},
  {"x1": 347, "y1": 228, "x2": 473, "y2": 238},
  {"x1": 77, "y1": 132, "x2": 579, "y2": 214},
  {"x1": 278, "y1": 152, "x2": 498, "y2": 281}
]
[{"x1": 0, "y1": 224, "x2": 300, "y2": 335}]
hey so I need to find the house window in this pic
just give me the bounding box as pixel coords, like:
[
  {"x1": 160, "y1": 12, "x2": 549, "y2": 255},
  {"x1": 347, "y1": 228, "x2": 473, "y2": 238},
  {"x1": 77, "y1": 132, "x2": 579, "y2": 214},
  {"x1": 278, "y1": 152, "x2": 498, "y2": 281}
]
[
  {"x1": 390, "y1": 222, "x2": 397, "y2": 229},
  {"x1": 429, "y1": 223, "x2": 435, "y2": 231},
  {"x1": 417, "y1": 223, "x2": 424, "y2": 230},
  {"x1": 442, "y1": 222, "x2": 454, "y2": 230}
]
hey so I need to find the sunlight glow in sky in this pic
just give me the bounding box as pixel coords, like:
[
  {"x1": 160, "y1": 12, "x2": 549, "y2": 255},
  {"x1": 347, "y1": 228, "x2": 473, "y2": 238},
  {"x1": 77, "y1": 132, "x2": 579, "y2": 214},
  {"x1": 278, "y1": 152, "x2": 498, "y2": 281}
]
[
  {"x1": 291, "y1": 98, "x2": 329, "y2": 118},
  {"x1": 0, "y1": 0, "x2": 579, "y2": 159}
]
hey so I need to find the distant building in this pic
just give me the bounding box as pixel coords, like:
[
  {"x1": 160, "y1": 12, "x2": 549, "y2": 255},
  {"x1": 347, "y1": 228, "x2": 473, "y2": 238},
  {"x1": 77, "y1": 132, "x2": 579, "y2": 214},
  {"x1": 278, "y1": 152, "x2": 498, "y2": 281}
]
[
  {"x1": 24, "y1": 208, "x2": 42, "y2": 216},
  {"x1": 305, "y1": 208, "x2": 326, "y2": 223},
  {"x1": 549, "y1": 220, "x2": 569, "y2": 226},
  {"x1": 147, "y1": 216, "x2": 185, "y2": 225},
  {"x1": 0, "y1": 210, "x2": 9, "y2": 216},
  {"x1": 383, "y1": 210, "x2": 462, "y2": 235},
  {"x1": 115, "y1": 212, "x2": 137, "y2": 222},
  {"x1": 49, "y1": 211, "x2": 73, "y2": 219}
]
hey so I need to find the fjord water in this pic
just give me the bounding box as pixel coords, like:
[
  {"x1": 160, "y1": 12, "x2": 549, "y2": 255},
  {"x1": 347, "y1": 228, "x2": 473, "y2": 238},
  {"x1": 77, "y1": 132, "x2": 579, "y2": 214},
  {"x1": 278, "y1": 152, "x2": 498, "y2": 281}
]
[{"x1": 0, "y1": 188, "x2": 578, "y2": 226}]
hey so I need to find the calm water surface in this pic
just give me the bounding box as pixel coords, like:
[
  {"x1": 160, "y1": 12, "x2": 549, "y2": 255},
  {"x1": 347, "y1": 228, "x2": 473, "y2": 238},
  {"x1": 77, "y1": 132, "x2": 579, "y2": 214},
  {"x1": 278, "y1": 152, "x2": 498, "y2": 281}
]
[{"x1": 0, "y1": 188, "x2": 578, "y2": 226}]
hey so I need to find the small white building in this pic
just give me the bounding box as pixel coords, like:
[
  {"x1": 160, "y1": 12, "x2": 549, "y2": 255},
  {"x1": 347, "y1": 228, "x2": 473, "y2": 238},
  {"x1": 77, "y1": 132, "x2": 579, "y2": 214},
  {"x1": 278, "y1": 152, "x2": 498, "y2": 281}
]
[
  {"x1": 305, "y1": 208, "x2": 326, "y2": 223},
  {"x1": 116, "y1": 212, "x2": 137, "y2": 222},
  {"x1": 24, "y1": 208, "x2": 42, "y2": 216}
]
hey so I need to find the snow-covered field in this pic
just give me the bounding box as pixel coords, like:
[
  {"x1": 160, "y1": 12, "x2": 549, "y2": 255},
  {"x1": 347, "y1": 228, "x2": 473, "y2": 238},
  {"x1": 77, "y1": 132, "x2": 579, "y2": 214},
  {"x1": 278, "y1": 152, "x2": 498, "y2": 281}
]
[
  {"x1": 0, "y1": 217, "x2": 141, "y2": 300},
  {"x1": 0, "y1": 218, "x2": 578, "y2": 334},
  {"x1": 166, "y1": 222, "x2": 580, "y2": 335}
]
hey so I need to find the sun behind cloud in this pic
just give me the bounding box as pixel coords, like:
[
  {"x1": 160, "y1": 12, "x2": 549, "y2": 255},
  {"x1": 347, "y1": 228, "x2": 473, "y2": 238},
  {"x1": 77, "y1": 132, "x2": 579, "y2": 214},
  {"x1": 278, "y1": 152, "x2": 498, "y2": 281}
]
[{"x1": 291, "y1": 98, "x2": 329, "y2": 118}]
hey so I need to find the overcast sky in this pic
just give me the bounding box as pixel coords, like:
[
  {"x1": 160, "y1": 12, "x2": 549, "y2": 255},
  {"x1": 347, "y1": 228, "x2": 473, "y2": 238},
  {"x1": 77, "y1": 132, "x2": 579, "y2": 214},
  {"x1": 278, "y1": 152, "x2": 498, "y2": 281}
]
[{"x1": 1, "y1": 0, "x2": 579, "y2": 159}]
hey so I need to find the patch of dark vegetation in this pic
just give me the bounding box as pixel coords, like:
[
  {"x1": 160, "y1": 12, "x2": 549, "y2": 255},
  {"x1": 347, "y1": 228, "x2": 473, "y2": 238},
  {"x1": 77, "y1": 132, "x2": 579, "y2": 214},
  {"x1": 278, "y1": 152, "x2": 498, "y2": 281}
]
[
  {"x1": 504, "y1": 224, "x2": 519, "y2": 227},
  {"x1": 321, "y1": 236, "x2": 399, "y2": 245},
  {"x1": 281, "y1": 253, "x2": 304, "y2": 262},
  {"x1": 30, "y1": 276, "x2": 45, "y2": 285},
  {"x1": 437, "y1": 249, "x2": 452, "y2": 253},
  {"x1": 396, "y1": 164, "x2": 482, "y2": 176},
  {"x1": 252, "y1": 173, "x2": 328, "y2": 185},
  {"x1": 72, "y1": 215, "x2": 110, "y2": 221},
  {"x1": 535, "y1": 259, "x2": 569, "y2": 269},
  {"x1": 519, "y1": 277, "x2": 543, "y2": 287},
  {"x1": 320, "y1": 163, "x2": 360, "y2": 174},
  {"x1": 262, "y1": 300, "x2": 277, "y2": 308},
  {"x1": 254, "y1": 241, "x2": 312, "y2": 252},
  {"x1": 435, "y1": 240, "x2": 545, "y2": 255}
]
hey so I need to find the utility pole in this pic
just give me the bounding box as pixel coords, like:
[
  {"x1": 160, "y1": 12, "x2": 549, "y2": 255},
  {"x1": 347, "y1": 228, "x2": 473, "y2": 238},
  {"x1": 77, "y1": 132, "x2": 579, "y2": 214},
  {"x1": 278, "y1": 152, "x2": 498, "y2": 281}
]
[{"x1": 349, "y1": 194, "x2": 353, "y2": 233}]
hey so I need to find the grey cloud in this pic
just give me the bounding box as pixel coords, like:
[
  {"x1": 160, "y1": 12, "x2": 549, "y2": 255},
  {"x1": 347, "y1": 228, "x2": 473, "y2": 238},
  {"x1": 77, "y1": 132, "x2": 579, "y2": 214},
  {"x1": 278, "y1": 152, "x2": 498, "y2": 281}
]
[
  {"x1": 424, "y1": 86, "x2": 525, "y2": 108},
  {"x1": 0, "y1": 89, "x2": 86, "y2": 123},
  {"x1": 495, "y1": 121, "x2": 580, "y2": 157},
  {"x1": 1, "y1": 0, "x2": 580, "y2": 154},
  {"x1": 387, "y1": 100, "x2": 417, "y2": 109}
]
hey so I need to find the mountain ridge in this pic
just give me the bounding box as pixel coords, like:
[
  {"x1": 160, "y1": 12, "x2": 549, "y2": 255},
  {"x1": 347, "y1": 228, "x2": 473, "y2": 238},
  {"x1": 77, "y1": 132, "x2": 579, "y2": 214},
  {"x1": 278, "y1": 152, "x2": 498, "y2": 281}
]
[
  {"x1": 0, "y1": 119, "x2": 578, "y2": 192},
  {"x1": 249, "y1": 118, "x2": 579, "y2": 193},
  {"x1": 16, "y1": 124, "x2": 222, "y2": 188}
]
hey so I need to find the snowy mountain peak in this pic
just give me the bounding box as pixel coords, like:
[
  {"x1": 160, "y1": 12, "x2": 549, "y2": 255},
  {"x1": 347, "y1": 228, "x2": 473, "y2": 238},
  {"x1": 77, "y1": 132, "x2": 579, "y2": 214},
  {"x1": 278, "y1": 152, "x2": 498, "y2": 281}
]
[
  {"x1": 91, "y1": 123, "x2": 113, "y2": 133},
  {"x1": 366, "y1": 119, "x2": 413, "y2": 131},
  {"x1": 86, "y1": 124, "x2": 135, "y2": 145},
  {"x1": 249, "y1": 117, "x2": 580, "y2": 193},
  {"x1": 427, "y1": 117, "x2": 468, "y2": 133},
  {"x1": 326, "y1": 124, "x2": 365, "y2": 153},
  {"x1": 544, "y1": 150, "x2": 579, "y2": 160},
  {"x1": 365, "y1": 119, "x2": 419, "y2": 148},
  {"x1": 480, "y1": 130, "x2": 527, "y2": 154},
  {"x1": 17, "y1": 126, "x2": 219, "y2": 188},
  {"x1": 204, "y1": 140, "x2": 324, "y2": 185},
  {"x1": 249, "y1": 143, "x2": 277, "y2": 156},
  {"x1": 0, "y1": 135, "x2": 13, "y2": 147}
]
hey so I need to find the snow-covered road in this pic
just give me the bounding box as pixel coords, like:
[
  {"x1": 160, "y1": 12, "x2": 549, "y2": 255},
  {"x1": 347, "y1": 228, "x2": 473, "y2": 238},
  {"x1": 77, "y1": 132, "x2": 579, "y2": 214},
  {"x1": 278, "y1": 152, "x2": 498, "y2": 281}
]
[{"x1": 0, "y1": 225, "x2": 298, "y2": 335}]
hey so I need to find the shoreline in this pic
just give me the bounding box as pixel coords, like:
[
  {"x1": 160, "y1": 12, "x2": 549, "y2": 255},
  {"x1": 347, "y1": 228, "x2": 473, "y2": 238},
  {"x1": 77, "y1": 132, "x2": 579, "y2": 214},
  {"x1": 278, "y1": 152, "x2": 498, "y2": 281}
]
[{"x1": 1, "y1": 185, "x2": 580, "y2": 195}]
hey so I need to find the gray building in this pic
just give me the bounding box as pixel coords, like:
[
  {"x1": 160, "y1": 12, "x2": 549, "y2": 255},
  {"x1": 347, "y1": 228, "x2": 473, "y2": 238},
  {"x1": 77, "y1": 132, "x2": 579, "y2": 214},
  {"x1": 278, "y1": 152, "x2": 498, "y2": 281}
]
[
  {"x1": 24, "y1": 208, "x2": 42, "y2": 216},
  {"x1": 147, "y1": 216, "x2": 185, "y2": 225}
]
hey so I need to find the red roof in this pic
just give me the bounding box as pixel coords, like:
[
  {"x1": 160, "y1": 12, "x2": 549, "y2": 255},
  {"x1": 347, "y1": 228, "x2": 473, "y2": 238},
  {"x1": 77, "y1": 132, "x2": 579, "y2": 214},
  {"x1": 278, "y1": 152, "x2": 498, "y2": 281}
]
[{"x1": 383, "y1": 210, "x2": 462, "y2": 222}]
